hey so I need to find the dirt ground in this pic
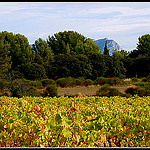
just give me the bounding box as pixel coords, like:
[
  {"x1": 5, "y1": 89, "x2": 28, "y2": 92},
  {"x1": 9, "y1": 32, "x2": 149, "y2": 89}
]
[{"x1": 57, "y1": 85, "x2": 130, "y2": 96}]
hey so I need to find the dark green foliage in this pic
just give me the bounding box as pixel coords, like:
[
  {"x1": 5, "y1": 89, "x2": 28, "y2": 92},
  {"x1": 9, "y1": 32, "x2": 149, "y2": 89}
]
[
  {"x1": 113, "y1": 77, "x2": 124, "y2": 85},
  {"x1": 0, "y1": 80, "x2": 5, "y2": 91},
  {"x1": 132, "y1": 77, "x2": 138, "y2": 82},
  {"x1": 24, "y1": 63, "x2": 47, "y2": 80},
  {"x1": 10, "y1": 78, "x2": 42, "y2": 97},
  {"x1": 95, "y1": 77, "x2": 107, "y2": 85},
  {"x1": 136, "y1": 34, "x2": 150, "y2": 56},
  {"x1": 56, "y1": 77, "x2": 76, "y2": 88},
  {"x1": 142, "y1": 74, "x2": 150, "y2": 82},
  {"x1": 112, "y1": 58, "x2": 126, "y2": 77},
  {"x1": 95, "y1": 77, "x2": 123, "y2": 86},
  {"x1": 125, "y1": 86, "x2": 136, "y2": 96},
  {"x1": 74, "y1": 54, "x2": 92, "y2": 79},
  {"x1": 32, "y1": 38, "x2": 54, "y2": 78},
  {"x1": 11, "y1": 78, "x2": 30, "y2": 88},
  {"x1": 51, "y1": 54, "x2": 74, "y2": 78},
  {"x1": 51, "y1": 54, "x2": 92, "y2": 79},
  {"x1": 9, "y1": 70, "x2": 25, "y2": 81},
  {"x1": 107, "y1": 77, "x2": 124, "y2": 86},
  {"x1": 126, "y1": 55, "x2": 150, "y2": 78},
  {"x1": 103, "y1": 41, "x2": 109, "y2": 55},
  {"x1": 103, "y1": 55, "x2": 114, "y2": 77},
  {"x1": 47, "y1": 30, "x2": 99, "y2": 55},
  {"x1": 45, "y1": 84, "x2": 57, "y2": 97},
  {"x1": 135, "y1": 86, "x2": 150, "y2": 96},
  {"x1": 146, "y1": 74, "x2": 150, "y2": 82},
  {"x1": 125, "y1": 85, "x2": 150, "y2": 96},
  {"x1": 1, "y1": 31, "x2": 33, "y2": 70},
  {"x1": 88, "y1": 53, "x2": 107, "y2": 80},
  {"x1": 26, "y1": 86, "x2": 41, "y2": 97},
  {"x1": 10, "y1": 86, "x2": 26, "y2": 98},
  {"x1": 1, "y1": 30, "x2": 150, "y2": 97},
  {"x1": 29, "y1": 80, "x2": 43, "y2": 89},
  {"x1": 126, "y1": 34, "x2": 150, "y2": 78},
  {"x1": 0, "y1": 79, "x2": 9, "y2": 91},
  {"x1": 75, "y1": 77, "x2": 85, "y2": 86},
  {"x1": 0, "y1": 32, "x2": 11, "y2": 79},
  {"x1": 96, "y1": 84, "x2": 120, "y2": 96},
  {"x1": 85, "y1": 79, "x2": 93, "y2": 86},
  {"x1": 40, "y1": 79, "x2": 56, "y2": 87}
]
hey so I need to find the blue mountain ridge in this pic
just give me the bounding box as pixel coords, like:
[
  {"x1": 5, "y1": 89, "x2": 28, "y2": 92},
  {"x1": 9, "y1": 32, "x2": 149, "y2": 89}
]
[{"x1": 92, "y1": 38, "x2": 122, "y2": 55}]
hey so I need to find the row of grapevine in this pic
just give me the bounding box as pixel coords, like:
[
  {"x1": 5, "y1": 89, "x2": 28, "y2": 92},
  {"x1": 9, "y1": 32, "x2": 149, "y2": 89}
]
[{"x1": 0, "y1": 96, "x2": 149, "y2": 147}]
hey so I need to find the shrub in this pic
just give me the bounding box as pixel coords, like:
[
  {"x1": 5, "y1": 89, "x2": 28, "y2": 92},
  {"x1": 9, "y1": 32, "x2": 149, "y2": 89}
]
[
  {"x1": 113, "y1": 77, "x2": 123, "y2": 85},
  {"x1": 76, "y1": 77, "x2": 85, "y2": 86},
  {"x1": 96, "y1": 84, "x2": 120, "y2": 97},
  {"x1": 95, "y1": 77, "x2": 123, "y2": 86},
  {"x1": 142, "y1": 77, "x2": 147, "y2": 82},
  {"x1": 107, "y1": 78, "x2": 115, "y2": 86},
  {"x1": 24, "y1": 63, "x2": 47, "y2": 80},
  {"x1": 95, "y1": 77, "x2": 107, "y2": 85},
  {"x1": 26, "y1": 86, "x2": 41, "y2": 97},
  {"x1": 144, "y1": 84, "x2": 150, "y2": 89},
  {"x1": 10, "y1": 70, "x2": 24, "y2": 80},
  {"x1": 11, "y1": 78, "x2": 30, "y2": 89},
  {"x1": 45, "y1": 84, "x2": 57, "y2": 97},
  {"x1": 30, "y1": 80, "x2": 43, "y2": 89},
  {"x1": 125, "y1": 85, "x2": 137, "y2": 96},
  {"x1": 118, "y1": 74, "x2": 126, "y2": 79},
  {"x1": 56, "y1": 78, "x2": 66, "y2": 87},
  {"x1": 142, "y1": 74, "x2": 150, "y2": 82},
  {"x1": 125, "y1": 85, "x2": 150, "y2": 96},
  {"x1": 56, "y1": 77, "x2": 76, "y2": 87},
  {"x1": 0, "y1": 80, "x2": 7, "y2": 91},
  {"x1": 40, "y1": 79, "x2": 56, "y2": 87},
  {"x1": 11, "y1": 79, "x2": 43, "y2": 97},
  {"x1": 132, "y1": 77, "x2": 138, "y2": 82},
  {"x1": 10, "y1": 86, "x2": 26, "y2": 98},
  {"x1": 85, "y1": 79, "x2": 93, "y2": 86},
  {"x1": 146, "y1": 74, "x2": 150, "y2": 82}
]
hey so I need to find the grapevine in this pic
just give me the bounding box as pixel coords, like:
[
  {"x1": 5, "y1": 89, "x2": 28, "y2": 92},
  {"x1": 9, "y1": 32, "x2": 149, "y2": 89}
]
[{"x1": 0, "y1": 96, "x2": 149, "y2": 147}]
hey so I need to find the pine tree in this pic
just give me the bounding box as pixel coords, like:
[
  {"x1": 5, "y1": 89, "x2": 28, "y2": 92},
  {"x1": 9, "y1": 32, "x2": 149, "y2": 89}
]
[
  {"x1": 0, "y1": 38, "x2": 11, "y2": 79},
  {"x1": 103, "y1": 41, "x2": 109, "y2": 55}
]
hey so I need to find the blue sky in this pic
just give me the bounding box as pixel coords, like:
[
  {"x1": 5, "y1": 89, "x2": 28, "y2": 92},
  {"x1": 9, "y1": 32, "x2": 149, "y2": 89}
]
[{"x1": 1, "y1": 2, "x2": 150, "y2": 51}]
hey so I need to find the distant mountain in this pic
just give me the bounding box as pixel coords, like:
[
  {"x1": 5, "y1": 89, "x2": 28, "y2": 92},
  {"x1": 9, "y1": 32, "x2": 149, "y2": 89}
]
[{"x1": 93, "y1": 38, "x2": 122, "y2": 55}]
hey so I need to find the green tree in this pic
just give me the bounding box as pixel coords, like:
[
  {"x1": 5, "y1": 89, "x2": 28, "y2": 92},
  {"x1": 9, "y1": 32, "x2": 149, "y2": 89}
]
[
  {"x1": 103, "y1": 55, "x2": 114, "y2": 77},
  {"x1": 75, "y1": 54, "x2": 92, "y2": 79},
  {"x1": 103, "y1": 41, "x2": 109, "y2": 55},
  {"x1": 112, "y1": 49, "x2": 127, "y2": 77},
  {"x1": 0, "y1": 31, "x2": 33, "y2": 77},
  {"x1": 136, "y1": 34, "x2": 150, "y2": 56},
  {"x1": 126, "y1": 34, "x2": 150, "y2": 77},
  {"x1": 47, "y1": 30, "x2": 99, "y2": 55},
  {"x1": 126, "y1": 55, "x2": 150, "y2": 78},
  {"x1": 32, "y1": 38, "x2": 54, "y2": 78},
  {"x1": 112, "y1": 58, "x2": 126, "y2": 77},
  {"x1": 88, "y1": 53, "x2": 107, "y2": 80},
  {"x1": 51, "y1": 54, "x2": 92, "y2": 79},
  {"x1": 0, "y1": 33, "x2": 11, "y2": 79},
  {"x1": 24, "y1": 63, "x2": 47, "y2": 80}
]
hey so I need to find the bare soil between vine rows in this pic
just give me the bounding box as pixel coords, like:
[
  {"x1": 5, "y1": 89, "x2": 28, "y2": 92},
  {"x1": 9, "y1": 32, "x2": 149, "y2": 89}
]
[{"x1": 57, "y1": 85, "x2": 130, "y2": 96}]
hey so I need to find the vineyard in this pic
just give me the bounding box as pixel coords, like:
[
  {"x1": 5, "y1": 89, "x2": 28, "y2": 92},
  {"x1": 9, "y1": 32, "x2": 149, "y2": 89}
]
[{"x1": 0, "y1": 96, "x2": 150, "y2": 147}]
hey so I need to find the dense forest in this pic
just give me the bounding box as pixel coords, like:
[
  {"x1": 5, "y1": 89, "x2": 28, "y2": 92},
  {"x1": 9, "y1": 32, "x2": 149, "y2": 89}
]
[
  {"x1": 0, "y1": 30, "x2": 150, "y2": 81},
  {"x1": 0, "y1": 30, "x2": 150, "y2": 97}
]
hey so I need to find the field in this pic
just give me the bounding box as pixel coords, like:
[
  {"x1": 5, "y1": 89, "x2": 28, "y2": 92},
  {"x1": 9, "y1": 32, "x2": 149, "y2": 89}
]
[
  {"x1": 57, "y1": 85, "x2": 129, "y2": 96},
  {"x1": 0, "y1": 96, "x2": 150, "y2": 147}
]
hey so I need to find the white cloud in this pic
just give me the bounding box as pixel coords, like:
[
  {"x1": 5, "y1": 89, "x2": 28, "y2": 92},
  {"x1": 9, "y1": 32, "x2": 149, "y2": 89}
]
[
  {"x1": 1, "y1": 2, "x2": 150, "y2": 51},
  {"x1": 25, "y1": 32, "x2": 49, "y2": 38}
]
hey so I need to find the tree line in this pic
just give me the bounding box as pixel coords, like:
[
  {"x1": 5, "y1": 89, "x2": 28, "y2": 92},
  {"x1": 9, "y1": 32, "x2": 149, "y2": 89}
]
[{"x1": 0, "y1": 30, "x2": 150, "y2": 83}]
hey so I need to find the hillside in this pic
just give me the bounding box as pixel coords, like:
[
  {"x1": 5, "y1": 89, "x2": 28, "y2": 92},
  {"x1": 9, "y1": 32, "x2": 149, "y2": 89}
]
[{"x1": 93, "y1": 38, "x2": 122, "y2": 55}]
